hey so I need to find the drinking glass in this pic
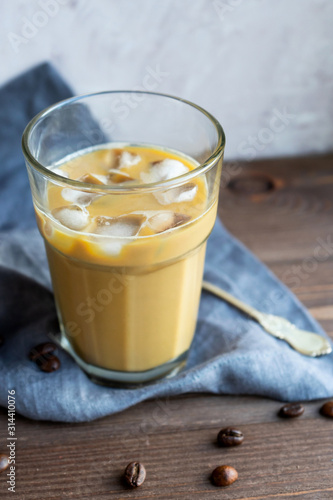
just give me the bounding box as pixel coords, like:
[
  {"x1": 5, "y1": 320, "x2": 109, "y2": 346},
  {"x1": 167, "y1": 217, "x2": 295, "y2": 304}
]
[{"x1": 22, "y1": 91, "x2": 225, "y2": 385}]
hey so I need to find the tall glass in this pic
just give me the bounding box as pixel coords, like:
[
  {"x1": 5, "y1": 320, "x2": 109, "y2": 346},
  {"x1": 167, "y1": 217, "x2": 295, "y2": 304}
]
[{"x1": 22, "y1": 91, "x2": 225, "y2": 385}]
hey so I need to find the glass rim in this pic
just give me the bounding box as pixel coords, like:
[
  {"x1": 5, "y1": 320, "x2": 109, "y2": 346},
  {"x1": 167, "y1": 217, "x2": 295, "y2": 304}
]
[{"x1": 22, "y1": 90, "x2": 226, "y2": 193}]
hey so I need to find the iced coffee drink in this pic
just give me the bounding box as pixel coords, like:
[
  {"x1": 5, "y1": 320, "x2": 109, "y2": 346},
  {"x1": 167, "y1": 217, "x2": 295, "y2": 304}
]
[{"x1": 23, "y1": 92, "x2": 225, "y2": 384}]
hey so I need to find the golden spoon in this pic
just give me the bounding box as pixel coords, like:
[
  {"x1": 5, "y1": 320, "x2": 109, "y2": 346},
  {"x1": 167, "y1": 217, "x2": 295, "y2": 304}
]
[{"x1": 202, "y1": 281, "x2": 332, "y2": 357}]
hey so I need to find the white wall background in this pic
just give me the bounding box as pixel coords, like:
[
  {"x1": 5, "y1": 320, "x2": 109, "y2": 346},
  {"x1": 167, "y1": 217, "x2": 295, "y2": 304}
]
[{"x1": 1, "y1": 0, "x2": 332, "y2": 161}]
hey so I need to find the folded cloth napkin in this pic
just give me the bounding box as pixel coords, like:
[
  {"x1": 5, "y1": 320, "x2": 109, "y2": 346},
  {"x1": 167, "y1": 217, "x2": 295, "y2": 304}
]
[{"x1": 0, "y1": 64, "x2": 332, "y2": 423}]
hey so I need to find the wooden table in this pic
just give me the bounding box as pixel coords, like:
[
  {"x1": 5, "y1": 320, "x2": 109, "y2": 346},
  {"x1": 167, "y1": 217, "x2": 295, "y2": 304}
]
[{"x1": 1, "y1": 155, "x2": 333, "y2": 499}]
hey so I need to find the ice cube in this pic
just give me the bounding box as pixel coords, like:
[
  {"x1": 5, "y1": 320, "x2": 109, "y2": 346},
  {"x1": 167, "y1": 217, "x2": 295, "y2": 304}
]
[
  {"x1": 171, "y1": 183, "x2": 198, "y2": 203},
  {"x1": 78, "y1": 173, "x2": 108, "y2": 185},
  {"x1": 93, "y1": 214, "x2": 146, "y2": 237},
  {"x1": 104, "y1": 148, "x2": 122, "y2": 169},
  {"x1": 155, "y1": 182, "x2": 198, "y2": 205},
  {"x1": 61, "y1": 188, "x2": 100, "y2": 206},
  {"x1": 141, "y1": 159, "x2": 189, "y2": 184},
  {"x1": 118, "y1": 151, "x2": 141, "y2": 168},
  {"x1": 148, "y1": 212, "x2": 191, "y2": 233},
  {"x1": 52, "y1": 205, "x2": 89, "y2": 231},
  {"x1": 98, "y1": 240, "x2": 126, "y2": 256},
  {"x1": 93, "y1": 214, "x2": 146, "y2": 256},
  {"x1": 108, "y1": 169, "x2": 134, "y2": 184},
  {"x1": 51, "y1": 167, "x2": 69, "y2": 178}
]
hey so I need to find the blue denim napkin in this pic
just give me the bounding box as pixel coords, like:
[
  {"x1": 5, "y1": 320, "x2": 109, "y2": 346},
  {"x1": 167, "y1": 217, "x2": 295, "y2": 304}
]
[{"x1": 0, "y1": 63, "x2": 332, "y2": 422}]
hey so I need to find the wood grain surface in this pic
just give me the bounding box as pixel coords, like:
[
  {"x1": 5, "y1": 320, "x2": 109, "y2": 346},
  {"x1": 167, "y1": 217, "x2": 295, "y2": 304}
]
[{"x1": 1, "y1": 154, "x2": 333, "y2": 500}]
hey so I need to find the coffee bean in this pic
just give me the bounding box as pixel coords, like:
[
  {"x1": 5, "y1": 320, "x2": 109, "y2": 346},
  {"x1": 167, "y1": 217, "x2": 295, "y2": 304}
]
[
  {"x1": 0, "y1": 454, "x2": 9, "y2": 473},
  {"x1": 124, "y1": 462, "x2": 146, "y2": 488},
  {"x1": 320, "y1": 401, "x2": 333, "y2": 418},
  {"x1": 36, "y1": 354, "x2": 61, "y2": 373},
  {"x1": 217, "y1": 428, "x2": 244, "y2": 447},
  {"x1": 29, "y1": 342, "x2": 57, "y2": 361},
  {"x1": 211, "y1": 465, "x2": 238, "y2": 487},
  {"x1": 278, "y1": 403, "x2": 304, "y2": 418}
]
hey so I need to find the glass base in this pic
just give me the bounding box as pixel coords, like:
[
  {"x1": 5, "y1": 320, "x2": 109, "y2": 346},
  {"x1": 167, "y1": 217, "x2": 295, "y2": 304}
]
[{"x1": 50, "y1": 331, "x2": 188, "y2": 386}]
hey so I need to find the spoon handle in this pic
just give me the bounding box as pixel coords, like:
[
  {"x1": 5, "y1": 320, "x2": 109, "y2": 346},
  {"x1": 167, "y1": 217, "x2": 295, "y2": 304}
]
[
  {"x1": 202, "y1": 281, "x2": 332, "y2": 357},
  {"x1": 202, "y1": 281, "x2": 260, "y2": 319}
]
